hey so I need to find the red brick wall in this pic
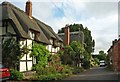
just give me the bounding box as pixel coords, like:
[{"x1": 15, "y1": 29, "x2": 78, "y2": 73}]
[
  {"x1": 118, "y1": 40, "x2": 120, "y2": 71},
  {"x1": 113, "y1": 42, "x2": 118, "y2": 71},
  {"x1": 112, "y1": 39, "x2": 120, "y2": 72}
]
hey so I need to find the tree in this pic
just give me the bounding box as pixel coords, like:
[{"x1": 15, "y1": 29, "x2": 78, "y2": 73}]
[
  {"x1": 82, "y1": 51, "x2": 91, "y2": 69},
  {"x1": 60, "y1": 45, "x2": 75, "y2": 65},
  {"x1": 2, "y1": 37, "x2": 27, "y2": 69},
  {"x1": 92, "y1": 40, "x2": 95, "y2": 52},
  {"x1": 58, "y1": 24, "x2": 95, "y2": 54},
  {"x1": 60, "y1": 41, "x2": 85, "y2": 67},
  {"x1": 70, "y1": 41, "x2": 85, "y2": 67},
  {"x1": 98, "y1": 50, "x2": 106, "y2": 61}
]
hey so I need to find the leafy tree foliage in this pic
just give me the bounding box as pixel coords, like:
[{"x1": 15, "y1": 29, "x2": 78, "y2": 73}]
[
  {"x1": 94, "y1": 58, "x2": 100, "y2": 65},
  {"x1": 30, "y1": 42, "x2": 49, "y2": 68},
  {"x1": 70, "y1": 41, "x2": 85, "y2": 67},
  {"x1": 2, "y1": 37, "x2": 27, "y2": 69},
  {"x1": 60, "y1": 45, "x2": 75, "y2": 65},
  {"x1": 60, "y1": 41, "x2": 85, "y2": 67},
  {"x1": 98, "y1": 50, "x2": 106, "y2": 61}
]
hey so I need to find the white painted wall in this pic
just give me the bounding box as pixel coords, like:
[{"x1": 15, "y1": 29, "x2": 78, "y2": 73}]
[
  {"x1": 46, "y1": 39, "x2": 61, "y2": 54},
  {"x1": 20, "y1": 62, "x2": 26, "y2": 72},
  {"x1": 27, "y1": 51, "x2": 32, "y2": 60},
  {"x1": 27, "y1": 61, "x2": 33, "y2": 71},
  {"x1": 27, "y1": 39, "x2": 32, "y2": 49},
  {"x1": 46, "y1": 45, "x2": 61, "y2": 54},
  {"x1": 19, "y1": 39, "x2": 33, "y2": 72},
  {"x1": 56, "y1": 47, "x2": 60, "y2": 52},
  {"x1": 46, "y1": 45, "x2": 52, "y2": 52},
  {"x1": 19, "y1": 61, "x2": 32, "y2": 72}
]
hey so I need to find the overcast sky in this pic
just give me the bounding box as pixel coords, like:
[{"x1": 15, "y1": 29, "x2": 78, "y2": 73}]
[{"x1": 0, "y1": 0, "x2": 119, "y2": 54}]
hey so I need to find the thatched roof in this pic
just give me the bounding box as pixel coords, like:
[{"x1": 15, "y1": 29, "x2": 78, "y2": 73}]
[{"x1": 1, "y1": 1, "x2": 63, "y2": 45}]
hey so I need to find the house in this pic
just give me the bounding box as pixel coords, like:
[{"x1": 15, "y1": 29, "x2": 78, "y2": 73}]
[
  {"x1": 107, "y1": 39, "x2": 120, "y2": 72},
  {"x1": 58, "y1": 25, "x2": 84, "y2": 46},
  {"x1": 0, "y1": 1, "x2": 63, "y2": 72}
]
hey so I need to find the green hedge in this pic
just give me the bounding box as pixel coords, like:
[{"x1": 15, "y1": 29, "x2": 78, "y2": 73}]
[{"x1": 9, "y1": 69, "x2": 23, "y2": 80}]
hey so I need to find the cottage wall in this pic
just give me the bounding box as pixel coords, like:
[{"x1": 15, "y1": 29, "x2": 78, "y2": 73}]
[
  {"x1": 19, "y1": 39, "x2": 33, "y2": 72},
  {"x1": 46, "y1": 45, "x2": 60, "y2": 54}
]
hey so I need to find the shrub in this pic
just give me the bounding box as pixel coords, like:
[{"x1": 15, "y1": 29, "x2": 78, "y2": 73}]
[
  {"x1": 82, "y1": 59, "x2": 90, "y2": 69},
  {"x1": 36, "y1": 66, "x2": 48, "y2": 75},
  {"x1": 36, "y1": 66, "x2": 57, "y2": 75},
  {"x1": 72, "y1": 67, "x2": 84, "y2": 74},
  {"x1": 37, "y1": 74, "x2": 59, "y2": 80},
  {"x1": 61, "y1": 65, "x2": 73, "y2": 75},
  {"x1": 9, "y1": 69, "x2": 23, "y2": 80}
]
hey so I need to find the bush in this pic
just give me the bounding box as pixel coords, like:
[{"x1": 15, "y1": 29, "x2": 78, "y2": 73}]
[
  {"x1": 72, "y1": 67, "x2": 84, "y2": 74},
  {"x1": 9, "y1": 69, "x2": 23, "y2": 80},
  {"x1": 82, "y1": 59, "x2": 90, "y2": 69},
  {"x1": 37, "y1": 73, "x2": 63, "y2": 80},
  {"x1": 36, "y1": 66, "x2": 57, "y2": 75},
  {"x1": 61, "y1": 65, "x2": 73, "y2": 75}
]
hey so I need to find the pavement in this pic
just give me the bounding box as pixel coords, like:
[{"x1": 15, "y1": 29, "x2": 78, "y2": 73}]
[{"x1": 64, "y1": 67, "x2": 120, "y2": 81}]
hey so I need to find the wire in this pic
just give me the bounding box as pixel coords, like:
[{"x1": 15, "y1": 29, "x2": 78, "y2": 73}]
[{"x1": 50, "y1": 0, "x2": 73, "y2": 23}]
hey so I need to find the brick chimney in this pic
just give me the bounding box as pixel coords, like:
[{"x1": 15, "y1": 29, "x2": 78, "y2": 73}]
[
  {"x1": 64, "y1": 24, "x2": 70, "y2": 45},
  {"x1": 26, "y1": 0, "x2": 32, "y2": 19}
]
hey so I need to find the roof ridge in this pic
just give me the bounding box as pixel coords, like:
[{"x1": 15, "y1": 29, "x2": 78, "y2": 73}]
[{"x1": 2, "y1": 1, "x2": 25, "y2": 14}]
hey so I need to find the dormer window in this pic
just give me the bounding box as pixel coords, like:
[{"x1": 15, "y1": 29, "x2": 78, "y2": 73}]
[
  {"x1": 50, "y1": 39, "x2": 53, "y2": 45},
  {"x1": 30, "y1": 31, "x2": 35, "y2": 39}
]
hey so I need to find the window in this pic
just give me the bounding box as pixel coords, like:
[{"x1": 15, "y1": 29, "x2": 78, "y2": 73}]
[
  {"x1": 50, "y1": 39, "x2": 53, "y2": 44},
  {"x1": 30, "y1": 31, "x2": 35, "y2": 39}
]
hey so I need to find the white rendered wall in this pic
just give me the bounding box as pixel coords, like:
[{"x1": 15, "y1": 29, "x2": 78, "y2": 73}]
[
  {"x1": 46, "y1": 45, "x2": 52, "y2": 52},
  {"x1": 19, "y1": 62, "x2": 26, "y2": 72},
  {"x1": 19, "y1": 39, "x2": 33, "y2": 72},
  {"x1": 19, "y1": 61, "x2": 32, "y2": 72},
  {"x1": 27, "y1": 61, "x2": 33, "y2": 71}
]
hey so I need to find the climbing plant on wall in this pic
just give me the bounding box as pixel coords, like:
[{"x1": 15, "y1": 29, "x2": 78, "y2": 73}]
[{"x1": 30, "y1": 42, "x2": 49, "y2": 68}]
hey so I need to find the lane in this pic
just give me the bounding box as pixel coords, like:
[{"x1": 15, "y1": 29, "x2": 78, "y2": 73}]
[{"x1": 65, "y1": 67, "x2": 119, "y2": 80}]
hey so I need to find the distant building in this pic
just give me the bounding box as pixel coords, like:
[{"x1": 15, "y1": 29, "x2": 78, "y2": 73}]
[
  {"x1": 58, "y1": 25, "x2": 85, "y2": 67},
  {"x1": 107, "y1": 39, "x2": 120, "y2": 72},
  {"x1": 58, "y1": 25, "x2": 84, "y2": 46}
]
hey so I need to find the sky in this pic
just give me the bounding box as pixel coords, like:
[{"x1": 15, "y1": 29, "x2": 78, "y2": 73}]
[{"x1": 0, "y1": 0, "x2": 119, "y2": 54}]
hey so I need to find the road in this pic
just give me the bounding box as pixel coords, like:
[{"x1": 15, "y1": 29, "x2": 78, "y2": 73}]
[{"x1": 64, "y1": 67, "x2": 120, "y2": 81}]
